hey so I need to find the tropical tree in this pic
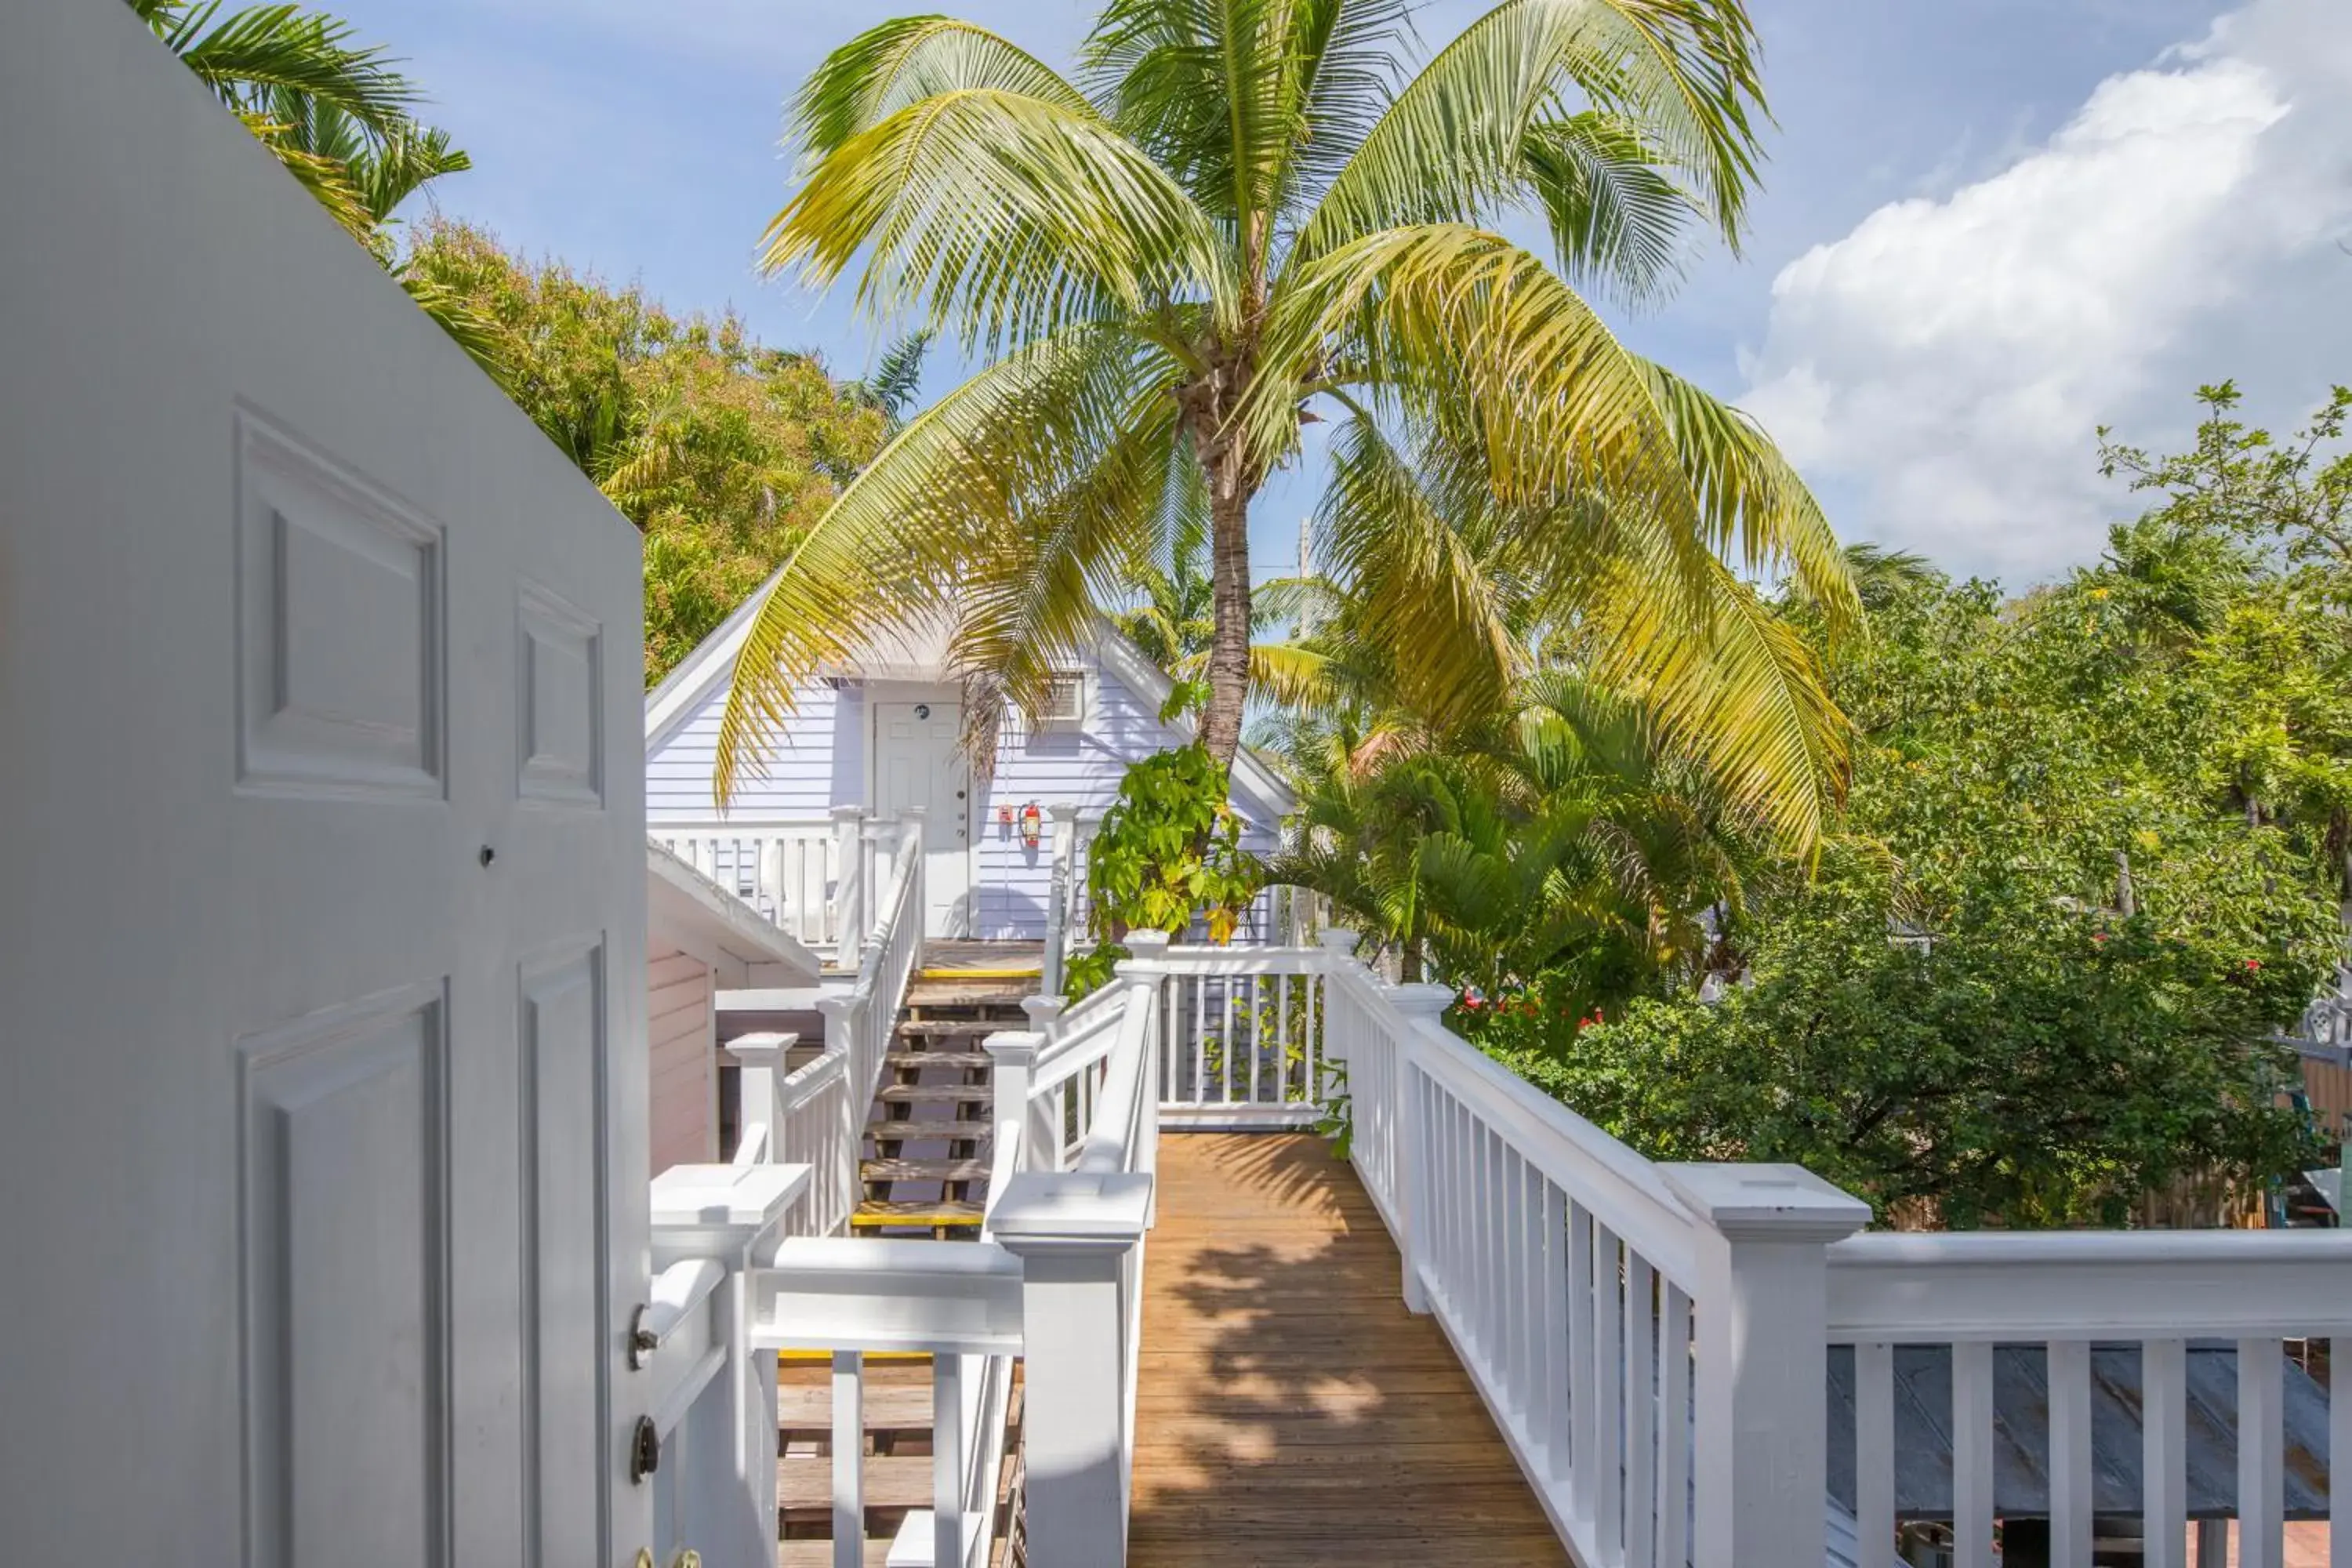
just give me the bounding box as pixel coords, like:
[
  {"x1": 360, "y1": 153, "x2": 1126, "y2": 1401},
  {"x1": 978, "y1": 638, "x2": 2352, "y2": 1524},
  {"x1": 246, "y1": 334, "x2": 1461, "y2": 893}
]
[
  {"x1": 719, "y1": 0, "x2": 1857, "y2": 840},
  {"x1": 1112, "y1": 510, "x2": 1329, "y2": 706},
  {"x1": 403, "y1": 221, "x2": 891, "y2": 681},
  {"x1": 1276, "y1": 671, "x2": 1754, "y2": 1000},
  {"x1": 130, "y1": 0, "x2": 498, "y2": 372},
  {"x1": 840, "y1": 331, "x2": 936, "y2": 432}
]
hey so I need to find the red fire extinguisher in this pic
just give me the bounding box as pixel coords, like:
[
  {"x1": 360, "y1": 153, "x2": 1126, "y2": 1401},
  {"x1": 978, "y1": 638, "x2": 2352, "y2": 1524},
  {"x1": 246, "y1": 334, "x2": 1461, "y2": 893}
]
[{"x1": 1019, "y1": 802, "x2": 1044, "y2": 849}]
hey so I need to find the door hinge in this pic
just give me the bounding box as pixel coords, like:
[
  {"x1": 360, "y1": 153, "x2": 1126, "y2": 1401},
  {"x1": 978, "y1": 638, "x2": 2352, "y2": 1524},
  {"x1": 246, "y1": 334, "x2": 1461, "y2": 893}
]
[{"x1": 628, "y1": 1414, "x2": 660, "y2": 1484}]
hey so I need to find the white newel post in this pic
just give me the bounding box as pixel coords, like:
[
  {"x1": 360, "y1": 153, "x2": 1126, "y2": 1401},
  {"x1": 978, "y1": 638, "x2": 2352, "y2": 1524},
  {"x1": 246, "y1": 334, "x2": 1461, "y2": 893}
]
[
  {"x1": 990, "y1": 1171, "x2": 1154, "y2": 1567},
  {"x1": 1385, "y1": 983, "x2": 1452, "y2": 1316},
  {"x1": 984, "y1": 1028, "x2": 1047, "y2": 1177},
  {"x1": 1661, "y1": 1164, "x2": 1870, "y2": 1568},
  {"x1": 648, "y1": 1161, "x2": 810, "y2": 1568},
  {"x1": 830, "y1": 804, "x2": 864, "y2": 956},
  {"x1": 860, "y1": 815, "x2": 895, "y2": 939},
  {"x1": 728, "y1": 1032, "x2": 796, "y2": 1163},
  {"x1": 1043, "y1": 801, "x2": 1080, "y2": 995}
]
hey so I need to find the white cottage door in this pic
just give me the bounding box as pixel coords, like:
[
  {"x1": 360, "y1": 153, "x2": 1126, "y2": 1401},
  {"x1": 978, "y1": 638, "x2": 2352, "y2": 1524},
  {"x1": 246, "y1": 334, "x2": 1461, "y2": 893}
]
[
  {"x1": 873, "y1": 697, "x2": 975, "y2": 936},
  {"x1": 0, "y1": 5, "x2": 649, "y2": 1566}
]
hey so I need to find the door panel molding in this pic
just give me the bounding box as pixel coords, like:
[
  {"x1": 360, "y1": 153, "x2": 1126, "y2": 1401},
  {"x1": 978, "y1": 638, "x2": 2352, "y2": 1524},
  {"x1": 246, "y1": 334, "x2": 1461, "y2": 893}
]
[{"x1": 238, "y1": 982, "x2": 452, "y2": 1568}]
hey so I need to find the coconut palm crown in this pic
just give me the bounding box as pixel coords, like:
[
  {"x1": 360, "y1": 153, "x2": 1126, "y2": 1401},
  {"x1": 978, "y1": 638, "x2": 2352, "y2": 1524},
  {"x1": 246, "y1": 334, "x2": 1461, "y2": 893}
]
[{"x1": 720, "y1": 0, "x2": 1859, "y2": 846}]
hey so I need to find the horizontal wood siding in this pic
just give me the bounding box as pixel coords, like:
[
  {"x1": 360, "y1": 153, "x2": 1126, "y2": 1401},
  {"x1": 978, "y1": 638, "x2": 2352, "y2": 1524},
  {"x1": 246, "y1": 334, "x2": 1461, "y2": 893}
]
[
  {"x1": 647, "y1": 675, "x2": 861, "y2": 821},
  {"x1": 975, "y1": 652, "x2": 1276, "y2": 940},
  {"x1": 648, "y1": 947, "x2": 715, "y2": 1173},
  {"x1": 648, "y1": 650, "x2": 1282, "y2": 940}
]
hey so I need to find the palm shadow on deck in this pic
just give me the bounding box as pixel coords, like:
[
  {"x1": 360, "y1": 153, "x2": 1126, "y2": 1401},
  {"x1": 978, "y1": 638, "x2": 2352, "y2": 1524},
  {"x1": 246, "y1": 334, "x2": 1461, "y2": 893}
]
[{"x1": 1131, "y1": 1133, "x2": 1570, "y2": 1567}]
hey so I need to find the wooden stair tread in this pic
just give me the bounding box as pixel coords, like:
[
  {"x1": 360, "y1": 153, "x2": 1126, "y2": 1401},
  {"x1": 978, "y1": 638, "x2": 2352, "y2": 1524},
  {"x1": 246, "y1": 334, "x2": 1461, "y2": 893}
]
[
  {"x1": 851, "y1": 1200, "x2": 985, "y2": 1228},
  {"x1": 894, "y1": 1018, "x2": 1014, "y2": 1038},
  {"x1": 779, "y1": 1453, "x2": 934, "y2": 1512},
  {"x1": 876, "y1": 1083, "x2": 994, "y2": 1103},
  {"x1": 865, "y1": 1120, "x2": 991, "y2": 1143},
  {"x1": 776, "y1": 1383, "x2": 938, "y2": 1430},
  {"x1": 862, "y1": 1158, "x2": 992, "y2": 1183},
  {"x1": 778, "y1": 1540, "x2": 895, "y2": 1567},
  {"x1": 905, "y1": 983, "x2": 1033, "y2": 1007},
  {"x1": 884, "y1": 1050, "x2": 995, "y2": 1069}
]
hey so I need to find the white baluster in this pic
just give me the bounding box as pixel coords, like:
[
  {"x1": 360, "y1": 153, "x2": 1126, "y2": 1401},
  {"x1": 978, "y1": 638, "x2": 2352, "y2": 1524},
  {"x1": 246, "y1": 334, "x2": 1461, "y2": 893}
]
[
  {"x1": 2335, "y1": 1333, "x2": 2352, "y2": 1565},
  {"x1": 1856, "y1": 1341, "x2": 1896, "y2": 1565},
  {"x1": 1659, "y1": 1283, "x2": 1691, "y2": 1568},
  {"x1": 1953, "y1": 1341, "x2": 1995, "y2": 1568},
  {"x1": 933, "y1": 1353, "x2": 966, "y2": 1568},
  {"x1": 2049, "y1": 1339, "x2": 2094, "y2": 1568},
  {"x1": 2238, "y1": 1338, "x2": 2283, "y2": 1568},
  {"x1": 2144, "y1": 1338, "x2": 2188, "y2": 1568},
  {"x1": 1593, "y1": 1221, "x2": 1624, "y2": 1559},
  {"x1": 1569, "y1": 1198, "x2": 1597, "y2": 1523},
  {"x1": 1541, "y1": 1178, "x2": 1573, "y2": 1486},
  {"x1": 1626, "y1": 1252, "x2": 1657, "y2": 1568},
  {"x1": 833, "y1": 1349, "x2": 862, "y2": 1568}
]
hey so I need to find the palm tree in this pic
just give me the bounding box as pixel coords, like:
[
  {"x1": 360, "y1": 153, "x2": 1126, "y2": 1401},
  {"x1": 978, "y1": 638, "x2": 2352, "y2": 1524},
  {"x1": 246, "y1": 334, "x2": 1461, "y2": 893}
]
[
  {"x1": 1114, "y1": 510, "x2": 1330, "y2": 709},
  {"x1": 841, "y1": 331, "x2": 935, "y2": 431},
  {"x1": 131, "y1": 0, "x2": 501, "y2": 375},
  {"x1": 719, "y1": 0, "x2": 1857, "y2": 844},
  {"x1": 1273, "y1": 671, "x2": 1751, "y2": 993}
]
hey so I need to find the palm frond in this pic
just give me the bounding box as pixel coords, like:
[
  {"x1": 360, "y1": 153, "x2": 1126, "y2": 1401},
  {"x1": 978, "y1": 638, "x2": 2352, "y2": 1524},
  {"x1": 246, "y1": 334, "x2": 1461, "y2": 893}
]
[
  {"x1": 1521, "y1": 110, "x2": 1699, "y2": 302},
  {"x1": 1577, "y1": 553, "x2": 1848, "y2": 849},
  {"x1": 236, "y1": 110, "x2": 373, "y2": 241},
  {"x1": 351, "y1": 122, "x2": 470, "y2": 225},
  {"x1": 789, "y1": 15, "x2": 1094, "y2": 169},
  {"x1": 762, "y1": 87, "x2": 1231, "y2": 358},
  {"x1": 148, "y1": 1, "x2": 418, "y2": 136},
  {"x1": 1635, "y1": 358, "x2": 1859, "y2": 630},
  {"x1": 1258, "y1": 224, "x2": 1703, "y2": 559},
  {"x1": 394, "y1": 269, "x2": 513, "y2": 387},
  {"x1": 1290, "y1": 0, "x2": 1763, "y2": 270},
  {"x1": 715, "y1": 324, "x2": 1178, "y2": 804}
]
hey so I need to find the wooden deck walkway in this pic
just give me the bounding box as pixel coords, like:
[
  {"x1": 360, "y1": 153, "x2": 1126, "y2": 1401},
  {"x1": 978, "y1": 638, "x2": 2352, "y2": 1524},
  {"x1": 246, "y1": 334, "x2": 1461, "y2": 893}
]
[{"x1": 1132, "y1": 1133, "x2": 1570, "y2": 1567}]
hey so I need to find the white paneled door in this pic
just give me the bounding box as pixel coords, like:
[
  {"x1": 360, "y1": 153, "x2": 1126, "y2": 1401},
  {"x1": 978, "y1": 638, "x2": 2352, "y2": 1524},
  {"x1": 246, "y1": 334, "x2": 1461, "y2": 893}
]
[
  {"x1": 0, "y1": 5, "x2": 649, "y2": 1565},
  {"x1": 873, "y1": 698, "x2": 975, "y2": 936}
]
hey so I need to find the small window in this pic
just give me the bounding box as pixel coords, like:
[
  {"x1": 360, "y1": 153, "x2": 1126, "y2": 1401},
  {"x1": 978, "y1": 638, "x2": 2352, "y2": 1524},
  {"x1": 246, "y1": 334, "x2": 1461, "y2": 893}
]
[{"x1": 1029, "y1": 672, "x2": 1089, "y2": 729}]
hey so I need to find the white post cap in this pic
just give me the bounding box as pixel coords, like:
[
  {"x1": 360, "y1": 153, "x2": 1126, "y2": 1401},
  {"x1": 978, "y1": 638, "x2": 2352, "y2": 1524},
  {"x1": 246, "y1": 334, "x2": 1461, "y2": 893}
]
[
  {"x1": 1661, "y1": 1163, "x2": 1871, "y2": 1243},
  {"x1": 1319, "y1": 928, "x2": 1363, "y2": 957},
  {"x1": 1386, "y1": 982, "x2": 1454, "y2": 1021},
  {"x1": 727, "y1": 1031, "x2": 798, "y2": 1069}
]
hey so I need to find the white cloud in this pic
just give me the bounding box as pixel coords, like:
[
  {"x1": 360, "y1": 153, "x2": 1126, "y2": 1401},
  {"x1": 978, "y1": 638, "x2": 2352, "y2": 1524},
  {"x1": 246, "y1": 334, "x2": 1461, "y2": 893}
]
[{"x1": 1741, "y1": 0, "x2": 2352, "y2": 584}]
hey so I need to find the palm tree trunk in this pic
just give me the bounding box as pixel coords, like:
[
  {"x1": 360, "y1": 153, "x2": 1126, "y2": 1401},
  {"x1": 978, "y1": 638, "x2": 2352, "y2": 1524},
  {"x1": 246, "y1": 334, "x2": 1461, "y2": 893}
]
[{"x1": 1200, "y1": 475, "x2": 1253, "y2": 768}]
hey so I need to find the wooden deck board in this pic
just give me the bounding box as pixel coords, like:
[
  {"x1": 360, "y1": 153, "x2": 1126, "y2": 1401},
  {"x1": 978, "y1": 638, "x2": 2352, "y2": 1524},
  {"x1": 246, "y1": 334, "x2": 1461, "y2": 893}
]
[{"x1": 1131, "y1": 1133, "x2": 1568, "y2": 1566}]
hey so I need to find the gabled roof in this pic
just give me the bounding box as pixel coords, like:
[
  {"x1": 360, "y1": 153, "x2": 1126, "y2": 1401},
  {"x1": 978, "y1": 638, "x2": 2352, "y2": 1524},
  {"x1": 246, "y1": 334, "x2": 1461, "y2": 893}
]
[{"x1": 644, "y1": 571, "x2": 1298, "y2": 822}]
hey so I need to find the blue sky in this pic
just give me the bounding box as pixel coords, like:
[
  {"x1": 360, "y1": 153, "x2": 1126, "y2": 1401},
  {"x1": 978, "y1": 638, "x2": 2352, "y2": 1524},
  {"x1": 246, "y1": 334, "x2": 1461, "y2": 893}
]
[{"x1": 346, "y1": 0, "x2": 2352, "y2": 585}]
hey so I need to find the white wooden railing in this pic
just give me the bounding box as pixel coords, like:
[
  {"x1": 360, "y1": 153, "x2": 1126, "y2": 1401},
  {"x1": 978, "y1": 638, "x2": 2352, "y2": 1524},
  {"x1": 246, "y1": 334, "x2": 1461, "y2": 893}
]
[
  {"x1": 652, "y1": 806, "x2": 866, "y2": 955},
  {"x1": 706, "y1": 927, "x2": 2352, "y2": 1568},
  {"x1": 728, "y1": 819, "x2": 925, "y2": 1239},
  {"x1": 740, "y1": 933, "x2": 1170, "y2": 1568},
  {"x1": 1825, "y1": 1229, "x2": 2352, "y2": 1568}
]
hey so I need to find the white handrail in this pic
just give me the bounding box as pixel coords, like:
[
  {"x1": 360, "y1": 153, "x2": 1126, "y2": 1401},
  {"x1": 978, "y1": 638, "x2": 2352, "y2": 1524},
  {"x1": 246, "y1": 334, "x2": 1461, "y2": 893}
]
[{"x1": 651, "y1": 812, "x2": 851, "y2": 953}]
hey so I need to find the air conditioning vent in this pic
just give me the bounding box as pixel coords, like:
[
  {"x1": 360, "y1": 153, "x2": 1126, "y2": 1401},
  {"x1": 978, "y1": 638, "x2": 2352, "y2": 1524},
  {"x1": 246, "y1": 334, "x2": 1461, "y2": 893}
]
[{"x1": 1032, "y1": 673, "x2": 1087, "y2": 728}]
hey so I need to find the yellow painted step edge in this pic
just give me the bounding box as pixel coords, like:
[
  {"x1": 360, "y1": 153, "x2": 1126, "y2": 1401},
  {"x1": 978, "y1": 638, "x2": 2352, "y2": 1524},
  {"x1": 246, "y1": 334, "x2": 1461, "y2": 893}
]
[{"x1": 916, "y1": 967, "x2": 1041, "y2": 981}]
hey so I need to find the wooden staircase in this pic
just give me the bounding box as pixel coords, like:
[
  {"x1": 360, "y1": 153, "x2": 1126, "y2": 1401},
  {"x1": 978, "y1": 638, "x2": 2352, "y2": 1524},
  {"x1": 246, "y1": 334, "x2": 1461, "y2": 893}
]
[
  {"x1": 776, "y1": 946, "x2": 1040, "y2": 1565},
  {"x1": 776, "y1": 1355, "x2": 1025, "y2": 1567},
  {"x1": 849, "y1": 965, "x2": 1037, "y2": 1238}
]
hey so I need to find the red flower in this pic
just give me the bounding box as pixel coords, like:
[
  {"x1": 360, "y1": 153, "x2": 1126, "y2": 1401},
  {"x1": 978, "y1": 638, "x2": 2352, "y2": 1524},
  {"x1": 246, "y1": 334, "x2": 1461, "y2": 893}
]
[
  {"x1": 2091, "y1": 932, "x2": 2107, "y2": 944},
  {"x1": 2245, "y1": 958, "x2": 2262, "y2": 971}
]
